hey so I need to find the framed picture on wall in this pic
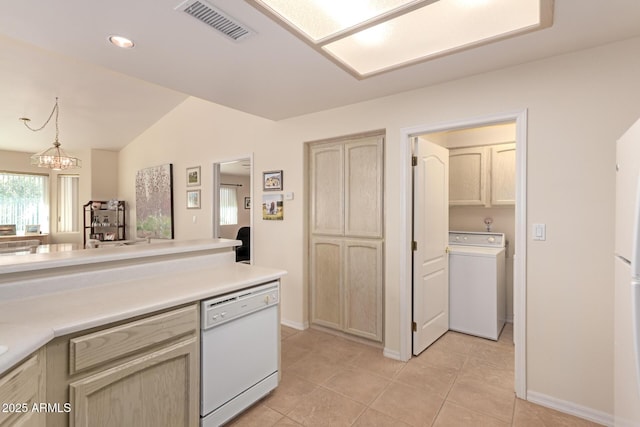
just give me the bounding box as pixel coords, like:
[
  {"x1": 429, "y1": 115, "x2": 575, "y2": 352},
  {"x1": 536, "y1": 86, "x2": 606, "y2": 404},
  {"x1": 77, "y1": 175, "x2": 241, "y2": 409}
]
[
  {"x1": 136, "y1": 163, "x2": 174, "y2": 240},
  {"x1": 187, "y1": 189, "x2": 201, "y2": 209},
  {"x1": 244, "y1": 197, "x2": 251, "y2": 209},
  {"x1": 186, "y1": 166, "x2": 201, "y2": 187},
  {"x1": 24, "y1": 224, "x2": 40, "y2": 235},
  {"x1": 263, "y1": 170, "x2": 283, "y2": 191}
]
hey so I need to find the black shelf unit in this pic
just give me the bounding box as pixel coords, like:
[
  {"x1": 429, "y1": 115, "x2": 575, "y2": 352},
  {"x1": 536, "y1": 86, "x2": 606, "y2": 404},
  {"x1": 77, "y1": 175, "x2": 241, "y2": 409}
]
[{"x1": 83, "y1": 200, "x2": 125, "y2": 246}]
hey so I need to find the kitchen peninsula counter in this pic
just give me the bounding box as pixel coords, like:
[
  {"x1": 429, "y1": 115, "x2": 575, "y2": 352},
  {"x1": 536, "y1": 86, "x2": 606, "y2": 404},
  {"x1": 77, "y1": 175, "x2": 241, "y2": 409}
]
[{"x1": 0, "y1": 239, "x2": 286, "y2": 375}]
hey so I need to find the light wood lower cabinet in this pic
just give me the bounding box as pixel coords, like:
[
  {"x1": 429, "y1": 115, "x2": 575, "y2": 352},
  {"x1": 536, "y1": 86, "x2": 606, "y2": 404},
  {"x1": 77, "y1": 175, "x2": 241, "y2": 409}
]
[
  {"x1": 46, "y1": 304, "x2": 199, "y2": 427},
  {"x1": 310, "y1": 237, "x2": 383, "y2": 342},
  {"x1": 0, "y1": 349, "x2": 46, "y2": 427},
  {"x1": 308, "y1": 133, "x2": 385, "y2": 343}
]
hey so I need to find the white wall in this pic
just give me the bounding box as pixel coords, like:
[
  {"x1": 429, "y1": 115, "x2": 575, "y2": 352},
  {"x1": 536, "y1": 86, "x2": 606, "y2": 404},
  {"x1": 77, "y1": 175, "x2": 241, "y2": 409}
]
[
  {"x1": 118, "y1": 37, "x2": 640, "y2": 416},
  {"x1": 90, "y1": 149, "x2": 118, "y2": 201}
]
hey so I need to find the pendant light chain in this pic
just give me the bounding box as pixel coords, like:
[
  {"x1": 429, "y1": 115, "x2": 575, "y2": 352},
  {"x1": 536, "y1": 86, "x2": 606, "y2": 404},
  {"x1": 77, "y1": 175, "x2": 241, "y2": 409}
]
[
  {"x1": 22, "y1": 97, "x2": 60, "y2": 143},
  {"x1": 22, "y1": 97, "x2": 81, "y2": 170}
]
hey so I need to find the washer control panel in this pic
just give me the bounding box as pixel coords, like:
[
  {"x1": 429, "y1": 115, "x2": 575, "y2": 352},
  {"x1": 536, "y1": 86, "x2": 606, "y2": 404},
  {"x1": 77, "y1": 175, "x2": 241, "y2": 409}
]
[{"x1": 449, "y1": 231, "x2": 505, "y2": 247}]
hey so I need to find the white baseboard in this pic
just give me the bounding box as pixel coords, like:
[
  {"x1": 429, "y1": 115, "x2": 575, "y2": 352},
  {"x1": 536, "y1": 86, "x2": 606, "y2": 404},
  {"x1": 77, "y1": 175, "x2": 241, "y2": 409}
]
[
  {"x1": 383, "y1": 347, "x2": 402, "y2": 361},
  {"x1": 280, "y1": 318, "x2": 308, "y2": 331},
  {"x1": 526, "y1": 391, "x2": 613, "y2": 427}
]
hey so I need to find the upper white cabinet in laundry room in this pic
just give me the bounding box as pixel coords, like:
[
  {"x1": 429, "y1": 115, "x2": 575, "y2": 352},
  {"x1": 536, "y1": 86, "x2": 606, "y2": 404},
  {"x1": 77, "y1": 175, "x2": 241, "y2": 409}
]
[{"x1": 449, "y1": 143, "x2": 515, "y2": 207}]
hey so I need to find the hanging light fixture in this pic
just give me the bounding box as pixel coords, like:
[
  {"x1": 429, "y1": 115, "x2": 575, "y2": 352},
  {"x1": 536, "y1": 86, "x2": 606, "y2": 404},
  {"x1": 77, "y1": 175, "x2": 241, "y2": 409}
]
[{"x1": 20, "y1": 97, "x2": 82, "y2": 170}]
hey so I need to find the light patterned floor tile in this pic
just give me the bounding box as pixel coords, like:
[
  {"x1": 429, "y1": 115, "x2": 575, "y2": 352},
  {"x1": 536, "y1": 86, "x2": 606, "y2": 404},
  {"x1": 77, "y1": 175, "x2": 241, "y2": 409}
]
[
  {"x1": 394, "y1": 361, "x2": 457, "y2": 398},
  {"x1": 433, "y1": 401, "x2": 510, "y2": 427},
  {"x1": 286, "y1": 387, "x2": 366, "y2": 427},
  {"x1": 447, "y1": 376, "x2": 515, "y2": 422},
  {"x1": 353, "y1": 408, "x2": 412, "y2": 426},
  {"x1": 224, "y1": 403, "x2": 284, "y2": 427},
  {"x1": 412, "y1": 345, "x2": 468, "y2": 371},
  {"x1": 513, "y1": 398, "x2": 603, "y2": 426},
  {"x1": 348, "y1": 346, "x2": 406, "y2": 379},
  {"x1": 323, "y1": 367, "x2": 391, "y2": 405},
  {"x1": 369, "y1": 381, "x2": 444, "y2": 427},
  {"x1": 262, "y1": 372, "x2": 318, "y2": 415},
  {"x1": 286, "y1": 351, "x2": 343, "y2": 384}
]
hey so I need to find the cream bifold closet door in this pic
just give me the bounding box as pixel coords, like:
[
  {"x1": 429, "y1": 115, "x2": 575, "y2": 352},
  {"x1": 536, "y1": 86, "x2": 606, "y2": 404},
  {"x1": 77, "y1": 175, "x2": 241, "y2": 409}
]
[{"x1": 309, "y1": 133, "x2": 384, "y2": 342}]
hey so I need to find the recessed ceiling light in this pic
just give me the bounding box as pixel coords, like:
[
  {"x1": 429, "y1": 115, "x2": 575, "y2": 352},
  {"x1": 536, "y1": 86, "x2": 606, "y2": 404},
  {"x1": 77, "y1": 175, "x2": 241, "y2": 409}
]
[
  {"x1": 108, "y1": 35, "x2": 135, "y2": 49},
  {"x1": 248, "y1": 0, "x2": 554, "y2": 79}
]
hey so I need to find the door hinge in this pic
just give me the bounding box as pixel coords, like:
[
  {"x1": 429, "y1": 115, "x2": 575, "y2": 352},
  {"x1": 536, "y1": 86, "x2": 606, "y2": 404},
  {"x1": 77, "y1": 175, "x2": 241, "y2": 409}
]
[
  {"x1": 412, "y1": 321, "x2": 417, "y2": 332},
  {"x1": 411, "y1": 156, "x2": 418, "y2": 166},
  {"x1": 445, "y1": 246, "x2": 450, "y2": 254},
  {"x1": 412, "y1": 241, "x2": 417, "y2": 251}
]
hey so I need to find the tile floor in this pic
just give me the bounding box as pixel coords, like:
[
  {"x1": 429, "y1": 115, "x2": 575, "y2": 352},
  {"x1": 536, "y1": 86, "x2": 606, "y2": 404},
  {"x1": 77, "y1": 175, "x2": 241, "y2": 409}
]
[{"x1": 227, "y1": 324, "x2": 601, "y2": 426}]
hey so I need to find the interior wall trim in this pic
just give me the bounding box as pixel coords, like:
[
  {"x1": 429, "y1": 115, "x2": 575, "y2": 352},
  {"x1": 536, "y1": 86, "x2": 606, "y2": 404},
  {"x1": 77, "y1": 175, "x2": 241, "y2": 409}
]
[
  {"x1": 398, "y1": 109, "x2": 528, "y2": 399},
  {"x1": 526, "y1": 391, "x2": 613, "y2": 426}
]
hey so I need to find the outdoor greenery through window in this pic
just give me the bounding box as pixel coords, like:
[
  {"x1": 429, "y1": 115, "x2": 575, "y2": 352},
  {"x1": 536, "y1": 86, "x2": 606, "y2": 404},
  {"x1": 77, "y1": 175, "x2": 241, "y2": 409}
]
[
  {"x1": 58, "y1": 174, "x2": 79, "y2": 232},
  {"x1": 220, "y1": 186, "x2": 238, "y2": 225},
  {"x1": 0, "y1": 172, "x2": 49, "y2": 233}
]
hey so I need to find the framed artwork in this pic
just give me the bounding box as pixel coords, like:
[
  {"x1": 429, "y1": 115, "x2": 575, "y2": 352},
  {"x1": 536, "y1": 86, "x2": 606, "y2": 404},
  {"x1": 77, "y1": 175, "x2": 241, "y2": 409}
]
[
  {"x1": 136, "y1": 163, "x2": 174, "y2": 239},
  {"x1": 187, "y1": 190, "x2": 201, "y2": 209},
  {"x1": 0, "y1": 224, "x2": 16, "y2": 236},
  {"x1": 263, "y1": 170, "x2": 283, "y2": 191},
  {"x1": 262, "y1": 194, "x2": 283, "y2": 220},
  {"x1": 186, "y1": 166, "x2": 201, "y2": 187},
  {"x1": 24, "y1": 224, "x2": 40, "y2": 235},
  {"x1": 244, "y1": 197, "x2": 251, "y2": 209}
]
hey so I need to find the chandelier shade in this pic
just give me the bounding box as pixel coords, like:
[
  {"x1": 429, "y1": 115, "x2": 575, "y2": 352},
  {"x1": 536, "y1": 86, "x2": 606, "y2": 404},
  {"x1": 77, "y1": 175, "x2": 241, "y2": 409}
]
[
  {"x1": 30, "y1": 141, "x2": 81, "y2": 170},
  {"x1": 21, "y1": 97, "x2": 82, "y2": 170}
]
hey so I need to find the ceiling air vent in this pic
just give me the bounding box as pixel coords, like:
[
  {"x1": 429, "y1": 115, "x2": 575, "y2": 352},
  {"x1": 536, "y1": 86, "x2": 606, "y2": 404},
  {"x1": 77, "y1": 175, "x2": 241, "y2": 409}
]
[{"x1": 176, "y1": 0, "x2": 255, "y2": 42}]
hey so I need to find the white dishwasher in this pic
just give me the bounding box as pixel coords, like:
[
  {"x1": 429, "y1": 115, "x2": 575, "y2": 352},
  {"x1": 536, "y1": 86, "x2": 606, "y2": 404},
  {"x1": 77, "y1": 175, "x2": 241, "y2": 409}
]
[{"x1": 200, "y1": 281, "x2": 279, "y2": 427}]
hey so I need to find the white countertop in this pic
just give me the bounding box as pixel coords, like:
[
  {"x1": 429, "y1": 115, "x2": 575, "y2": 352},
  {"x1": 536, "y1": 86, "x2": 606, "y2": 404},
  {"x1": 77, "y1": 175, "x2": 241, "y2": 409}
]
[
  {"x1": 0, "y1": 238, "x2": 240, "y2": 275},
  {"x1": 0, "y1": 239, "x2": 286, "y2": 375}
]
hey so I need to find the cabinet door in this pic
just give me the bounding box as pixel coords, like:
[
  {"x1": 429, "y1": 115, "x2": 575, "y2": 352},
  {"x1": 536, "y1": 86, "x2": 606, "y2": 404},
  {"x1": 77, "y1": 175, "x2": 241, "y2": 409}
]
[
  {"x1": 310, "y1": 144, "x2": 344, "y2": 235},
  {"x1": 310, "y1": 237, "x2": 343, "y2": 330},
  {"x1": 0, "y1": 349, "x2": 46, "y2": 427},
  {"x1": 343, "y1": 239, "x2": 383, "y2": 342},
  {"x1": 449, "y1": 147, "x2": 487, "y2": 206},
  {"x1": 490, "y1": 143, "x2": 516, "y2": 205},
  {"x1": 344, "y1": 137, "x2": 383, "y2": 238},
  {"x1": 70, "y1": 337, "x2": 199, "y2": 427}
]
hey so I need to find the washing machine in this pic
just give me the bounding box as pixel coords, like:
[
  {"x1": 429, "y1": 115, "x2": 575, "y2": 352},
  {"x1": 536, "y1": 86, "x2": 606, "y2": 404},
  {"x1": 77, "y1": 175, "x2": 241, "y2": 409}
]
[{"x1": 449, "y1": 231, "x2": 506, "y2": 340}]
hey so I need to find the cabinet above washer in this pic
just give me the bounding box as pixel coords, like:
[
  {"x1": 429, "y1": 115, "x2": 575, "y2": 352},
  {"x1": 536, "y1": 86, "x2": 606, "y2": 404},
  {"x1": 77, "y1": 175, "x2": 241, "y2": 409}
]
[{"x1": 449, "y1": 143, "x2": 515, "y2": 207}]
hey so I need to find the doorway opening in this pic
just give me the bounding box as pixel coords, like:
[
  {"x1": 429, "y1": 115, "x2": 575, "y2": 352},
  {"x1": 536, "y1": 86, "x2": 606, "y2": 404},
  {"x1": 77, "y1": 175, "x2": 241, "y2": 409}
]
[
  {"x1": 212, "y1": 155, "x2": 253, "y2": 264},
  {"x1": 400, "y1": 110, "x2": 527, "y2": 398}
]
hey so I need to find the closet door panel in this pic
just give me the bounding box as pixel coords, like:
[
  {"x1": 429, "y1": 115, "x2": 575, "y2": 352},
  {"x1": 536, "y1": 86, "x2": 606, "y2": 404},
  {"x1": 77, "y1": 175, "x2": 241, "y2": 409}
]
[
  {"x1": 310, "y1": 238, "x2": 343, "y2": 330},
  {"x1": 310, "y1": 144, "x2": 344, "y2": 235},
  {"x1": 344, "y1": 137, "x2": 383, "y2": 238},
  {"x1": 344, "y1": 239, "x2": 383, "y2": 342}
]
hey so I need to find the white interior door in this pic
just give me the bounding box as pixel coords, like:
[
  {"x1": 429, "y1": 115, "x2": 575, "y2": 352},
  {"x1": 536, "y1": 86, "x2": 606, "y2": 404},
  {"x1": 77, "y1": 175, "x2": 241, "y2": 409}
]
[{"x1": 412, "y1": 137, "x2": 449, "y2": 355}]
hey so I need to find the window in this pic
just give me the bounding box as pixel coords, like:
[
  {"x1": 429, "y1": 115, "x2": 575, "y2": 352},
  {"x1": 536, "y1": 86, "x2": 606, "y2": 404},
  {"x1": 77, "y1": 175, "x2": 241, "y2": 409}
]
[
  {"x1": 220, "y1": 186, "x2": 238, "y2": 225},
  {"x1": 58, "y1": 175, "x2": 79, "y2": 232},
  {"x1": 0, "y1": 172, "x2": 49, "y2": 233}
]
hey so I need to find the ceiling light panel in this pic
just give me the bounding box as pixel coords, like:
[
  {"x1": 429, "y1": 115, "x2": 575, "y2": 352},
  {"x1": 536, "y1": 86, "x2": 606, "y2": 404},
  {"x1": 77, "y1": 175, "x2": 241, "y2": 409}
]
[
  {"x1": 248, "y1": 0, "x2": 553, "y2": 78},
  {"x1": 251, "y1": 0, "x2": 427, "y2": 42},
  {"x1": 324, "y1": 0, "x2": 551, "y2": 76}
]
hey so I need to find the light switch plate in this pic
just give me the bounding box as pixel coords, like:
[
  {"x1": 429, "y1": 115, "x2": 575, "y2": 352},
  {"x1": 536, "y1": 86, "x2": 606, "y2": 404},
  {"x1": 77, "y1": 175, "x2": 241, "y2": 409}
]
[
  {"x1": 285, "y1": 192, "x2": 294, "y2": 201},
  {"x1": 533, "y1": 223, "x2": 546, "y2": 241}
]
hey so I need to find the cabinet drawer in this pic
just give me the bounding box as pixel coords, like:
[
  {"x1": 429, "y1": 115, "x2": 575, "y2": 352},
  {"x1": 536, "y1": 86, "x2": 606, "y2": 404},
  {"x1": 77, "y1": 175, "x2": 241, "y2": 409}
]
[{"x1": 69, "y1": 304, "x2": 198, "y2": 374}]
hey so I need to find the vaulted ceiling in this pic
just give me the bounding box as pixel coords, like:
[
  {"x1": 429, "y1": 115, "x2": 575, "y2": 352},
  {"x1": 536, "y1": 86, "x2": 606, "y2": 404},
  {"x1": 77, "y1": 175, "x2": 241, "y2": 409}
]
[{"x1": 1, "y1": 0, "x2": 640, "y2": 154}]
